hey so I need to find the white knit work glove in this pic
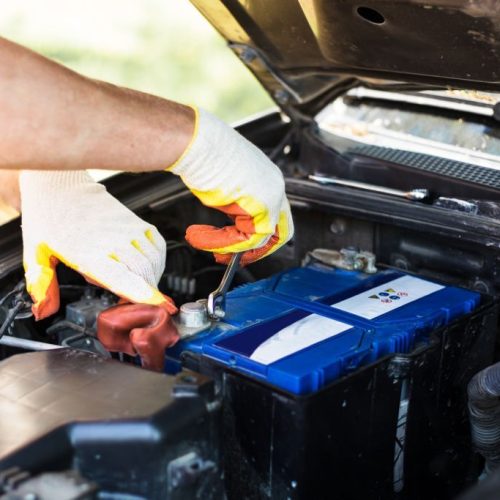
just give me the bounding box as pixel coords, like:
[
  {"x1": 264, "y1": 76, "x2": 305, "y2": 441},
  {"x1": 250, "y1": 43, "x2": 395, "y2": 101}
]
[
  {"x1": 167, "y1": 107, "x2": 294, "y2": 266},
  {"x1": 20, "y1": 170, "x2": 176, "y2": 320}
]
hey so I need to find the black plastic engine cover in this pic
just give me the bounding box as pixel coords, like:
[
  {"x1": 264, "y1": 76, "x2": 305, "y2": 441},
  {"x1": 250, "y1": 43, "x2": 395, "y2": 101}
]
[{"x1": 0, "y1": 349, "x2": 222, "y2": 499}]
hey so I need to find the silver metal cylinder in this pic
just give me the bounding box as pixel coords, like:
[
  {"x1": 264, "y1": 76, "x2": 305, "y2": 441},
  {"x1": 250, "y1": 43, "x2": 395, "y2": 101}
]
[
  {"x1": 178, "y1": 302, "x2": 210, "y2": 328},
  {"x1": 0, "y1": 336, "x2": 63, "y2": 351}
]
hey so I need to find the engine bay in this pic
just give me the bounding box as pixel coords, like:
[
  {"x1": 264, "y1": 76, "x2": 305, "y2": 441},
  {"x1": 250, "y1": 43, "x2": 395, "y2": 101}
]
[
  {"x1": 0, "y1": 87, "x2": 498, "y2": 499},
  {"x1": 0, "y1": 191, "x2": 494, "y2": 365},
  {"x1": 0, "y1": 204, "x2": 284, "y2": 364}
]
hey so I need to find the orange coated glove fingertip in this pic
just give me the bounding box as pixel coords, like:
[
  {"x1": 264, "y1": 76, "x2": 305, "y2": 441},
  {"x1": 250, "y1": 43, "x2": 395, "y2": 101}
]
[
  {"x1": 213, "y1": 253, "x2": 231, "y2": 265},
  {"x1": 32, "y1": 301, "x2": 59, "y2": 321},
  {"x1": 186, "y1": 224, "x2": 216, "y2": 235},
  {"x1": 214, "y1": 252, "x2": 252, "y2": 267},
  {"x1": 187, "y1": 225, "x2": 252, "y2": 252},
  {"x1": 185, "y1": 224, "x2": 219, "y2": 250},
  {"x1": 30, "y1": 283, "x2": 61, "y2": 321},
  {"x1": 159, "y1": 294, "x2": 178, "y2": 315}
]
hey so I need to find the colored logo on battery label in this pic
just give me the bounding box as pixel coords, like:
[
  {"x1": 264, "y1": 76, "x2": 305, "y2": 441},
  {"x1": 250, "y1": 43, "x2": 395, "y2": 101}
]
[
  {"x1": 333, "y1": 276, "x2": 445, "y2": 320},
  {"x1": 369, "y1": 288, "x2": 408, "y2": 304}
]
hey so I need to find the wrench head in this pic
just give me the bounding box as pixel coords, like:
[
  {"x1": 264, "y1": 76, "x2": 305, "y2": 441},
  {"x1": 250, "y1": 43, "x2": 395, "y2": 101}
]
[{"x1": 207, "y1": 292, "x2": 226, "y2": 320}]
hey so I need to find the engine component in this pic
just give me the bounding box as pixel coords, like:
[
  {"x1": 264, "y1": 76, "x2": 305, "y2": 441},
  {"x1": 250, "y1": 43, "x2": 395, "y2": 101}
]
[
  {"x1": 174, "y1": 301, "x2": 211, "y2": 339},
  {"x1": 161, "y1": 239, "x2": 197, "y2": 303},
  {"x1": 0, "y1": 281, "x2": 33, "y2": 340},
  {"x1": 169, "y1": 265, "x2": 481, "y2": 394},
  {"x1": 316, "y1": 87, "x2": 500, "y2": 174},
  {"x1": 97, "y1": 303, "x2": 179, "y2": 371},
  {"x1": 167, "y1": 452, "x2": 216, "y2": 491},
  {"x1": 468, "y1": 361, "x2": 500, "y2": 476},
  {"x1": 60, "y1": 334, "x2": 110, "y2": 358},
  {"x1": 170, "y1": 265, "x2": 496, "y2": 499},
  {"x1": 0, "y1": 469, "x2": 98, "y2": 500},
  {"x1": 46, "y1": 288, "x2": 115, "y2": 358},
  {"x1": 218, "y1": 302, "x2": 495, "y2": 500},
  {"x1": 304, "y1": 247, "x2": 378, "y2": 274},
  {"x1": 65, "y1": 287, "x2": 114, "y2": 329},
  {"x1": 0, "y1": 350, "x2": 222, "y2": 499},
  {"x1": 165, "y1": 273, "x2": 196, "y2": 298},
  {"x1": 433, "y1": 198, "x2": 500, "y2": 220}
]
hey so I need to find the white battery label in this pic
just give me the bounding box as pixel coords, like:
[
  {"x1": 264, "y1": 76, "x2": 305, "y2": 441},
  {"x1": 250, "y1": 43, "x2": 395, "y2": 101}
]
[
  {"x1": 332, "y1": 275, "x2": 444, "y2": 320},
  {"x1": 249, "y1": 275, "x2": 443, "y2": 365},
  {"x1": 250, "y1": 314, "x2": 351, "y2": 365}
]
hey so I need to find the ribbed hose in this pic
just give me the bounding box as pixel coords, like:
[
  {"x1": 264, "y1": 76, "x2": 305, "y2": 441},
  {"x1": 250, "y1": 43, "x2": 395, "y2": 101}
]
[{"x1": 468, "y1": 362, "x2": 500, "y2": 474}]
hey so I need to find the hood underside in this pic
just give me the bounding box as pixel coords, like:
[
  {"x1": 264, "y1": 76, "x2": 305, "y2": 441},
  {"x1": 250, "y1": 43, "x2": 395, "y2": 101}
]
[{"x1": 190, "y1": 0, "x2": 500, "y2": 112}]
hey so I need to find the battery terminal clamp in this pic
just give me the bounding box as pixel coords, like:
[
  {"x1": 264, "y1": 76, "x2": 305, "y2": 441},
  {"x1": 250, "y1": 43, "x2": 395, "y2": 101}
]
[{"x1": 304, "y1": 247, "x2": 378, "y2": 274}]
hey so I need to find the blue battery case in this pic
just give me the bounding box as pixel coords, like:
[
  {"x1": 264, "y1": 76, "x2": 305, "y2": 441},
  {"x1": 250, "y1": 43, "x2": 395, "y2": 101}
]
[{"x1": 167, "y1": 266, "x2": 480, "y2": 394}]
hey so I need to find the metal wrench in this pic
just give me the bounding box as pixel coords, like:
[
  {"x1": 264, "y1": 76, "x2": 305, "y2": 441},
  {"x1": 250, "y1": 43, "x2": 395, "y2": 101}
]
[
  {"x1": 207, "y1": 253, "x2": 242, "y2": 320},
  {"x1": 308, "y1": 175, "x2": 429, "y2": 201}
]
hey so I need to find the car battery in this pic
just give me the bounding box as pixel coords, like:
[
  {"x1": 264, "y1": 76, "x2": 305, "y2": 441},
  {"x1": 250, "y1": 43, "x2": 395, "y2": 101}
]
[
  {"x1": 168, "y1": 266, "x2": 480, "y2": 395},
  {"x1": 167, "y1": 266, "x2": 498, "y2": 499}
]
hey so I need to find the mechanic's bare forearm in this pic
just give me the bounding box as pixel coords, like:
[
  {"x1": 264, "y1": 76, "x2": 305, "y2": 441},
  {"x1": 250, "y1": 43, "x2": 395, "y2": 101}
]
[
  {"x1": 0, "y1": 170, "x2": 20, "y2": 211},
  {"x1": 0, "y1": 37, "x2": 194, "y2": 172}
]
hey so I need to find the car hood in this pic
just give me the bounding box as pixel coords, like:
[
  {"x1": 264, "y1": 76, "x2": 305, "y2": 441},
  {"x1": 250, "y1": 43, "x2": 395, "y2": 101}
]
[{"x1": 190, "y1": 0, "x2": 500, "y2": 115}]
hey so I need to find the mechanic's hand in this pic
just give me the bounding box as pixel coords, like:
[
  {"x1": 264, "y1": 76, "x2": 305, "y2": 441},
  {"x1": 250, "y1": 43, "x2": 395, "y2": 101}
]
[
  {"x1": 20, "y1": 170, "x2": 176, "y2": 320},
  {"x1": 167, "y1": 107, "x2": 294, "y2": 266}
]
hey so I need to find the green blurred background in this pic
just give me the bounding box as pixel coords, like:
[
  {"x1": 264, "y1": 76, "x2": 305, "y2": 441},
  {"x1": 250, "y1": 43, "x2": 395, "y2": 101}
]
[{"x1": 0, "y1": 0, "x2": 274, "y2": 122}]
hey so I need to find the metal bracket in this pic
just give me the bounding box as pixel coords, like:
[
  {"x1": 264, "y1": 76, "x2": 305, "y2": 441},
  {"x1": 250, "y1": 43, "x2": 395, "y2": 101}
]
[{"x1": 167, "y1": 452, "x2": 216, "y2": 491}]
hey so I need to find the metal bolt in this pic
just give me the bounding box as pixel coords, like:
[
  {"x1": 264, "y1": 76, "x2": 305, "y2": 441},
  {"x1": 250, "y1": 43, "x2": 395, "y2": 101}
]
[
  {"x1": 359, "y1": 251, "x2": 378, "y2": 274},
  {"x1": 470, "y1": 278, "x2": 491, "y2": 294},
  {"x1": 353, "y1": 258, "x2": 364, "y2": 271},
  {"x1": 213, "y1": 306, "x2": 225, "y2": 319},
  {"x1": 274, "y1": 89, "x2": 290, "y2": 104},
  {"x1": 240, "y1": 47, "x2": 257, "y2": 64},
  {"x1": 179, "y1": 302, "x2": 210, "y2": 328},
  {"x1": 329, "y1": 218, "x2": 346, "y2": 235}
]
